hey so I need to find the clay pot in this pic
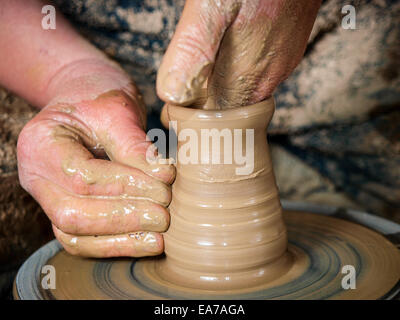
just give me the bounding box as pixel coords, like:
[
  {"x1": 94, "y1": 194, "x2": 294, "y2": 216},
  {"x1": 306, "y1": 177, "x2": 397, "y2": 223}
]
[{"x1": 159, "y1": 97, "x2": 290, "y2": 290}]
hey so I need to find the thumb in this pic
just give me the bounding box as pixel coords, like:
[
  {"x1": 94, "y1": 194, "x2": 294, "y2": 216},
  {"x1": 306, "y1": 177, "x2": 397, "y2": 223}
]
[
  {"x1": 156, "y1": 0, "x2": 239, "y2": 106},
  {"x1": 75, "y1": 90, "x2": 176, "y2": 184}
]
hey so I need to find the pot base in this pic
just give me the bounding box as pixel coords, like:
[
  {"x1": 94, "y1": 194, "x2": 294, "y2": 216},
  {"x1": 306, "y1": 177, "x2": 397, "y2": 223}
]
[{"x1": 14, "y1": 209, "x2": 400, "y2": 300}]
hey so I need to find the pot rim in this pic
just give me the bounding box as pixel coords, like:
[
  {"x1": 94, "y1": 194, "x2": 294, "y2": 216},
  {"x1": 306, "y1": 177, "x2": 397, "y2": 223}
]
[{"x1": 166, "y1": 97, "x2": 275, "y2": 122}]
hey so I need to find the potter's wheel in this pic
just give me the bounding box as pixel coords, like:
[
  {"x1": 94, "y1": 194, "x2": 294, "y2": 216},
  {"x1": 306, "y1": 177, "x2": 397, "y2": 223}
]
[{"x1": 14, "y1": 201, "x2": 400, "y2": 300}]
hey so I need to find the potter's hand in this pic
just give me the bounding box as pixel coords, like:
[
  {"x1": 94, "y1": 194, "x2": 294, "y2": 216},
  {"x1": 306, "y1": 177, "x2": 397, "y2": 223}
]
[
  {"x1": 1, "y1": 1, "x2": 174, "y2": 258},
  {"x1": 17, "y1": 69, "x2": 175, "y2": 258},
  {"x1": 157, "y1": 0, "x2": 321, "y2": 108}
]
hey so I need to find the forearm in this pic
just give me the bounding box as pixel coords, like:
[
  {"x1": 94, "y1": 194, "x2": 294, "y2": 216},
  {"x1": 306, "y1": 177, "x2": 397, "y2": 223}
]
[{"x1": 0, "y1": 0, "x2": 134, "y2": 109}]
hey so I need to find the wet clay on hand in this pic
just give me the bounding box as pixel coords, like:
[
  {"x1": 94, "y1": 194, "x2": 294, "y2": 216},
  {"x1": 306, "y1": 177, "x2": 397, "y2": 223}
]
[{"x1": 158, "y1": 97, "x2": 291, "y2": 290}]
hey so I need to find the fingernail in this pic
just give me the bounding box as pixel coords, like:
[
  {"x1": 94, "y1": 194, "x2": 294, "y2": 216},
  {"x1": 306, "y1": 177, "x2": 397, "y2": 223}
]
[
  {"x1": 150, "y1": 181, "x2": 171, "y2": 206},
  {"x1": 139, "y1": 210, "x2": 169, "y2": 232},
  {"x1": 148, "y1": 162, "x2": 176, "y2": 184},
  {"x1": 161, "y1": 62, "x2": 213, "y2": 105},
  {"x1": 129, "y1": 232, "x2": 162, "y2": 255},
  {"x1": 133, "y1": 155, "x2": 176, "y2": 184},
  {"x1": 144, "y1": 232, "x2": 163, "y2": 254}
]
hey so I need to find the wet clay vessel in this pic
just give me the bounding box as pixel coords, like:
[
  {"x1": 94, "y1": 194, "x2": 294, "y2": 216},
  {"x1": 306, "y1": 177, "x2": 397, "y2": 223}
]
[{"x1": 158, "y1": 97, "x2": 290, "y2": 290}]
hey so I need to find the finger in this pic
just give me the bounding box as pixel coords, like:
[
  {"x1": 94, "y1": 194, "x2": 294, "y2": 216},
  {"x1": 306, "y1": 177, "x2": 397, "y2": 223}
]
[
  {"x1": 156, "y1": 0, "x2": 240, "y2": 106},
  {"x1": 19, "y1": 114, "x2": 171, "y2": 205},
  {"x1": 73, "y1": 91, "x2": 176, "y2": 184},
  {"x1": 29, "y1": 178, "x2": 169, "y2": 235},
  {"x1": 53, "y1": 225, "x2": 163, "y2": 258},
  {"x1": 207, "y1": 1, "x2": 321, "y2": 108},
  {"x1": 160, "y1": 85, "x2": 209, "y2": 128}
]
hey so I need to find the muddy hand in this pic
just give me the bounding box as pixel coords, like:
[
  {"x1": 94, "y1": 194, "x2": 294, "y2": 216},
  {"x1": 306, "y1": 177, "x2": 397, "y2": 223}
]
[
  {"x1": 17, "y1": 71, "x2": 175, "y2": 259},
  {"x1": 157, "y1": 0, "x2": 321, "y2": 109}
]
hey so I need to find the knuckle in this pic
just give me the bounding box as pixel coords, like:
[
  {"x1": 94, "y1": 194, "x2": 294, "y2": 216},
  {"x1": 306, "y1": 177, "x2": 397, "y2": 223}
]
[
  {"x1": 69, "y1": 174, "x2": 90, "y2": 195},
  {"x1": 157, "y1": 183, "x2": 172, "y2": 206},
  {"x1": 178, "y1": 32, "x2": 212, "y2": 62}
]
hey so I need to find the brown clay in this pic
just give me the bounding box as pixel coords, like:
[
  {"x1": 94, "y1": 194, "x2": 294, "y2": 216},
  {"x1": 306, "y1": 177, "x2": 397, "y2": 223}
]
[{"x1": 157, "y1": 97, "x2": 291, "y2": 290}]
